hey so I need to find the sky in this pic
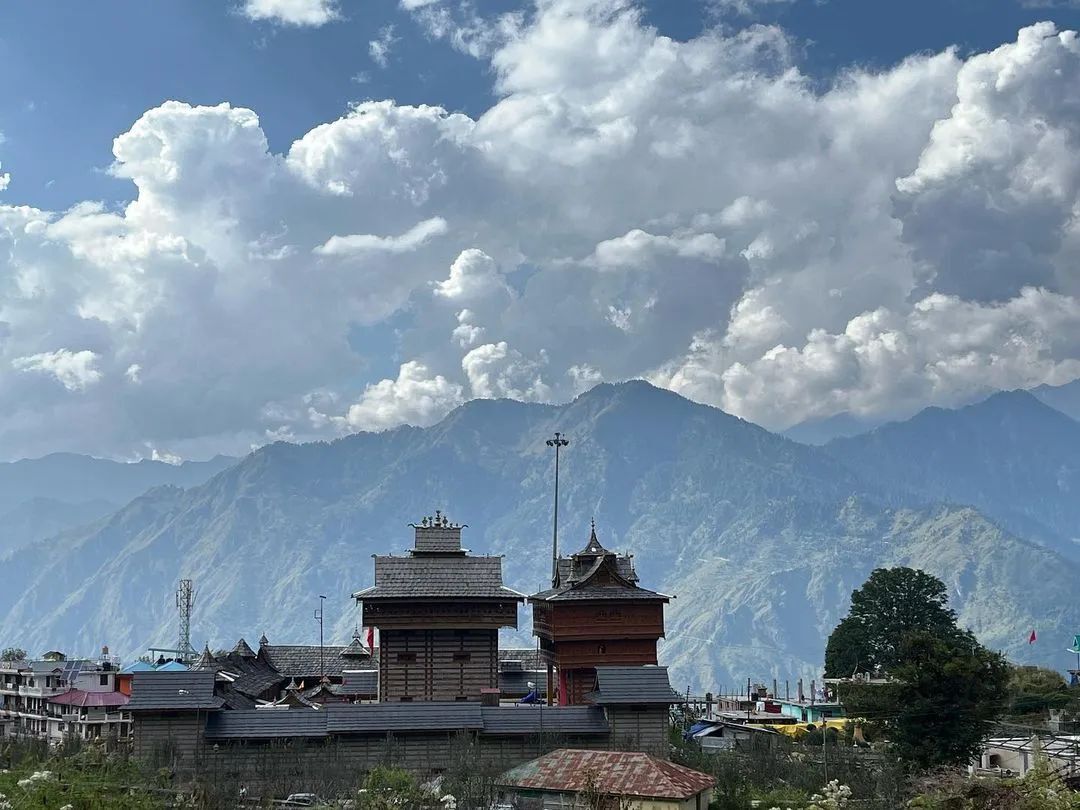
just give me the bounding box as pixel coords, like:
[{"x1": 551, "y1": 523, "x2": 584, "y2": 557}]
[{"x1": 2, "y1": 0, "x2": 1080, "y2": 461}]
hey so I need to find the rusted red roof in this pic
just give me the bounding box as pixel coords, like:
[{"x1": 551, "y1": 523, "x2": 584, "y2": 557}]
[
  {"x1": 47, "y1": 689, "x2": 130, "y2": 708},
  {"x1": 498, "y1": 748, "x2": 715, "y2": 800}
]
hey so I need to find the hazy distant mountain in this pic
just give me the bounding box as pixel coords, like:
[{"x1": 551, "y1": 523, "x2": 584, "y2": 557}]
[
  {"x1": 0, "y1": 453, "x2": 237, "y2": 556},
  {"x1": 782, "y1": 412, "x2": 885, "y2": 446},
  {"x1": 825, "y1": 390, "x2": 1080, "y2": 560},
  {"x1": 0, "y1": 497, "x2": 117, "y2": 556},
  {"x1": 1031, "y1": 378, "x2": 1080, "y2": 423},
  {"x1": 2, "y1": 382, "x2": 1076, "y2": 689}
]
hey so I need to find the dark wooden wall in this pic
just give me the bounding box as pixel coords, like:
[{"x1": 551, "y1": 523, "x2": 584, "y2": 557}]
[
  {"x1": 380, "y1": 628, "x2": 499, "y2": 701},
  {"x1": 605, "y1": 705, "x2": 669, "y2": 756}
]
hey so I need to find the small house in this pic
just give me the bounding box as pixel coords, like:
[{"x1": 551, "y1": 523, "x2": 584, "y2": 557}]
[{"x1": 497, "y1": 748, "x2": 715, "y2": 809}]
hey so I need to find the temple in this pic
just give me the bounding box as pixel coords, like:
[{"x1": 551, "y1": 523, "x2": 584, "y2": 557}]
[
  {"x1": 530, "y1": 521, "x2": 670, "y2": 705},
  {"x1": 353, "y1": 511, "x2": 525, "y2": 702}
]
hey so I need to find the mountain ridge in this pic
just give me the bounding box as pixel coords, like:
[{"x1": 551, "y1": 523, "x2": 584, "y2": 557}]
[{"x1": 2, "y1": 381, "x2": 1077, "y2": 689}]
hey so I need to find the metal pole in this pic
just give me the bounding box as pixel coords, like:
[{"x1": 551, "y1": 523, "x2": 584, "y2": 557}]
[
  {"x1": 823, "y1": 723, "x2": 828, "y2": 784},
  {"x1": 546, "y1": 433, "x2": 569, "y2": 587},
  {"x1": 316, "y1": 595, "x2": 327, "y2": 681}
]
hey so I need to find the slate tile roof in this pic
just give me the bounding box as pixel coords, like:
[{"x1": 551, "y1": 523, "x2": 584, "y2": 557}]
[
  {"x1": 205, "y1": 709, "x2": 328, "y2": 739},
  {"x1": 354, "y1": 556, "x2": 525, "y2": 601},
  {"x1": 497, "y1": 749, "x2": 715, "y2": 801},
  {"x1": 531, "y1": 584, "x2": 668, "y2": 602},
  {"x1": 326, "y1": 702, "x2": 485, "y2": 733},
  {"x1": 340, "y1": 670, "x2": 379, "y2": 695},
  {"x1": 200, "y1": 704, "x2": 611, "y2": 740},
  {"x1": 127, "y1": 671, "x2": 224, "y2": 711},
  {"x1": 260, "y1": 645, "x2": 368, "y2": 678},
  {"x1": 480, "y1": 706, "x2": 608, "y2": 735},
  {"x1": 585, "y1": 666, "x2": 683, "y2": 705}
]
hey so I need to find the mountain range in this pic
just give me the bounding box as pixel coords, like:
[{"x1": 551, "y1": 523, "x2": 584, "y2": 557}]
[
  {"x1": 1, "y1": 381, "x2": 1078, "y2": 690},
  {"x1": 0, "y1": 453, "x2": 236, "y2": 557}
]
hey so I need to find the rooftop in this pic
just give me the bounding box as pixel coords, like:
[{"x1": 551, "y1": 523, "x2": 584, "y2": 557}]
[
  {"x1": 354, "y1": 554, "x2": 525, "y2": 601},
  {"x1": 498, "y1": 749, "x2": 716, "y2": 800},
  {"x1": 203, "y1": 703, "x2": 610, "y2": 739},
  {"x1": 127, "y1": 670, "x2": 224, "y2": 711},
  {"x1": 586, "y1": 666, "x2": 683, "y2": 705},
  {"x1": 531, "y1": 524, "x2": 667, "y2": 603},
  {"x1": 47, "y1": 689, "x2": 131, "y2": 708}
]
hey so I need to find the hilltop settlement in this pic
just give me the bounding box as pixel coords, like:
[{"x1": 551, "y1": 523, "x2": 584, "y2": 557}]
[{"x1": 3, "y1": 512, "x2": 1080, "y2": 808}]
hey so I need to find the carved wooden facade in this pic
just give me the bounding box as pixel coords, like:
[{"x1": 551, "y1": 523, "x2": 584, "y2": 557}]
[{"x1": 354, "y1": 513, "x2": 524, "y2": 702}]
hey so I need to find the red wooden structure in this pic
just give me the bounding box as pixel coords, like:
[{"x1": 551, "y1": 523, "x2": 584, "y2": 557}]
[{"x1": 530, "y1": 523, "x2": 669, "y2": 705}]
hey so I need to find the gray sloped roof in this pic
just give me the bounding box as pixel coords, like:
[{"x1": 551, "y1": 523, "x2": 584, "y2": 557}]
[
  {"x1": 326, "y1": 702, "x2": 484, "y2": 733},
  {"x1": 354, "y1": 556, "x2": 525, "y2": 601},
  {"x1": 261, "y1": 645, "x2": 356, "y2": 677},
  {"x1": 205, "y1": 709, "x2": 328, "y2": 739},
  {"x1": 128, "y1": 671, "x2": 224, "y2": 711},
  {"x1": 480, "y1": 706, "x2": 608, "y2": 735},
  {"x1": 586, "y1": 666, "x2": 683, "y2": 705},
  {"x1": 341, "y1": 670, "x2": 379, "y2": 695}
]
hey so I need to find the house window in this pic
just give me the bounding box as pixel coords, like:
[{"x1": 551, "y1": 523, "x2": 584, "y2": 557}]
[
  {"x1": 452, "y1": 652, "x2": 471, "y2": 662},
  {"x1": 400, "y1": 696, "x2": 413, "y2": 702},
  {"x1": 396, "y1": 653, "x2": 417, "y2": 663},
  {"x1": 99, "y1": 675, "x2": 109, "y2": 686}
]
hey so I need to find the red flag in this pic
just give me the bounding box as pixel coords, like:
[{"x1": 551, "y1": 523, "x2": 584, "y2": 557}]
[
  {"x1": 365, "y1": 626, "x2": 375, "y2": 650},
  {"x1": 1029, "y1": 629, "x2": 1037, "y2": 644}
]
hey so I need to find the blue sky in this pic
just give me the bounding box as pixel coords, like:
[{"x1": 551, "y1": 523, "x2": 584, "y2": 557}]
[
  {"x1": 4, "y1": 0, "x2": 1079, "y2": 210},
  {"x1": 2, "y1": 0, "x2": 1080, "y2": 460}
]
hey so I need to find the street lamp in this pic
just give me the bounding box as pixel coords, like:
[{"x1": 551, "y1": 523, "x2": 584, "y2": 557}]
[
  {"x1": 545, "y1": 432, "x2": 569, "y2": 587},
  {"x1": 316, "y1": 596, "x2": 327, "y2": 681}
]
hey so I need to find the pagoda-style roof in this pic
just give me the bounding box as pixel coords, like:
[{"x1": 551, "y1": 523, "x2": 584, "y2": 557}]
[
  {"x1": 353, "y1": 511, "x2": 525, "y2": 603},
  {"x1": 531, "y1": 523, "x2": 668, "y2": 604},
  {"x1": 233, "y1": 638, "x2": 257, "y2": 658}
]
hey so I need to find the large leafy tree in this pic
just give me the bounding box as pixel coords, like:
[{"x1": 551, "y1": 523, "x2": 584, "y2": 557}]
[
  {"x1": 0, "y1": 647, "x2": 26, "y2": 662},
  {"x1": 824, "y1": 567, "x2": 961, "y2": 677},
  {"x1": 825, "y1": 568, "x2": 1010, "y2": 770},
  {"x1": 888, "y1": 630, "x2": 1010, "y2": 769}
]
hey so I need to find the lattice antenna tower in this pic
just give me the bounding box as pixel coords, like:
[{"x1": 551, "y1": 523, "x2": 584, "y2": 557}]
[{"x1": 176, "y1": 579, "x2": 197, "y2": 662}]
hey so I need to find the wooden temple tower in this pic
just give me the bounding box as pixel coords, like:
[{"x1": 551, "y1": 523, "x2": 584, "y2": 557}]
[
  {"x1": 353, "y1": 512, "x2": 525, "y2": 702},
  {"x1": 530, "y1": 522, "x2": 670, "y2": 705}
]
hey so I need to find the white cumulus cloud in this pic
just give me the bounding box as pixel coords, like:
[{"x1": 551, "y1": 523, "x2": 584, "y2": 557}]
[
  {"x1": 240, "y1": 0, "x2": 339, "y2": 26},
  {"x1": 13, "y1": 349, "x2": 103, "y2": 392}
]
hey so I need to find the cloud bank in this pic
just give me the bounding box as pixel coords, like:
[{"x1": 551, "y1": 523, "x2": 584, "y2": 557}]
[{"x1": 2, "y1": 2, "x2": 1080, "y2": 459}]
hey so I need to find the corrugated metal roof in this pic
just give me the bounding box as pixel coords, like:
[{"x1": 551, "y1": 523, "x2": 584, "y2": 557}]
[
  {"x1": 128, "y1": 670, "x2": 224, "y2": 711},
  {"x1": 354, "y1": 556, "x2": 525, "y2": 601},
  {"x1": 480, "y1": 706, "x2": 608, "y2": 735},
  {"x1": 205, "y1": 709, "x2": 328, "y2": 739},
  {"x1": 498, "y1": 749, "x2": 715, "y2": 800},
  {"x1": 47, "y1": 689, "x2": 130, "y2": 708},
  {"x1": 326, "y1": 702, "x2": 485, "y2": 733},
  {"x1": 587, "y1": 666, "x2": 683, "y2": 705}
]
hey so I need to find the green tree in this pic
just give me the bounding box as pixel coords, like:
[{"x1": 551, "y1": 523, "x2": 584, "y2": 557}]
[
  {"x1": 887, "y1": 630, "x2": 1010, "y2": 769},
  {"x1": 0, "y1": 648, "x2": 26, "y2": 662},
  {"x1": 825, "y1": 569, "x2": 1010, "y2": 771},
  {"x1": 1006, "y1": 666, "x2": 1072, "y2": 718},
  {"x1": 824, "y1": 568, "x2": 961, "y2": 677}
]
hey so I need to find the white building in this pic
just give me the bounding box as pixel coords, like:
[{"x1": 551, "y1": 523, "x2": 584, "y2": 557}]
[
  {"x1": 974, "y1": 735, "x2": 1080, "y2": 780},
  {"x1": 0, "y1": 651, "x2": 131, "y2": 743}
]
